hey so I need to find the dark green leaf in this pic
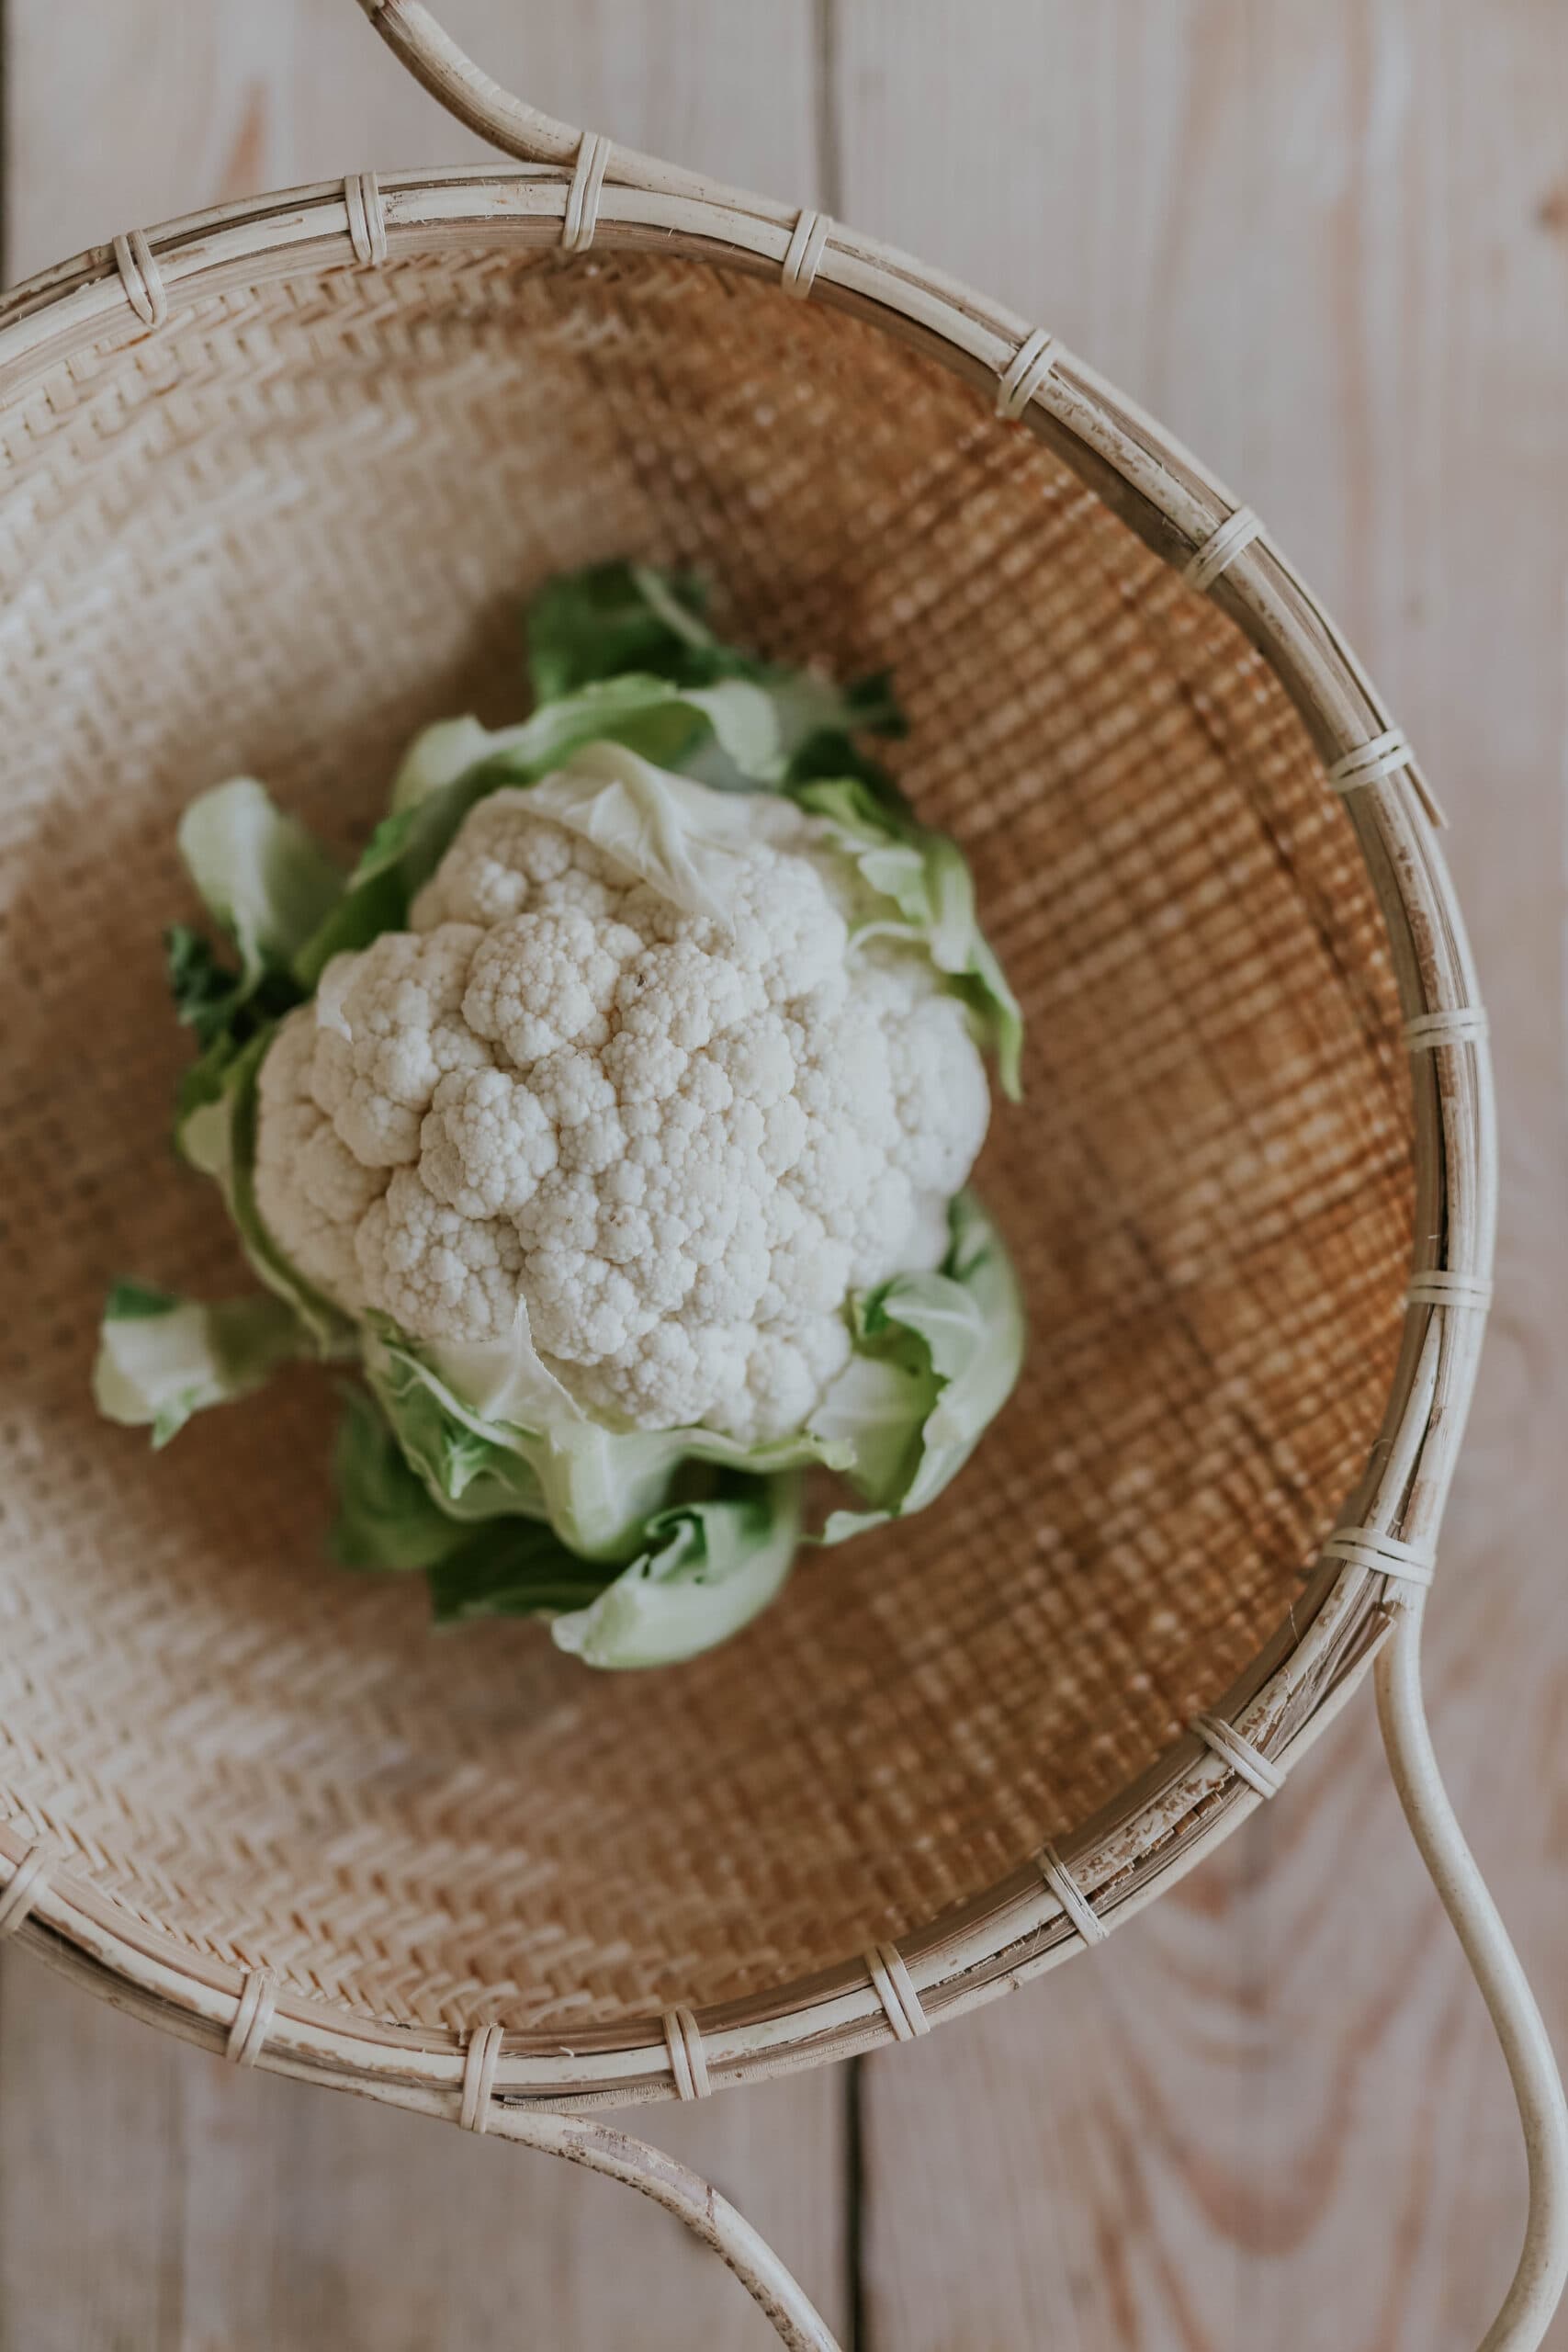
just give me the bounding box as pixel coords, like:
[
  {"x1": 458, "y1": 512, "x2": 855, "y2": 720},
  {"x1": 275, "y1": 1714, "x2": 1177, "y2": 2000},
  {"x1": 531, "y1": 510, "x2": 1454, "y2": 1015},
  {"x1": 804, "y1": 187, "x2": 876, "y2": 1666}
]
[
  {"x1": 290, "y1": 858, "x2": 415, "y2": 984},
  {"x1": 427, "y1": 1521, "x2": 613, "y2": 1624},
  {"x1": 784, "y1": 731, "x2": 913, "y2": 811},
  {"x1": 329, "y1": 1386, "x2": 476, "y2": 1572},
  {"x1": 164, "y1": 924, "x2": 243, "y2": 1043},
  {"x1": 840, "y1": 669, "x2": 908, "y2": 739},
  {"x1": 525, "y1": 565, "x2": 908, "y2": 751},
  {"x1": 103, "y1": 1279, "x2": 181, "y2": 1321},
  {"x1": 525, "y1": 560, "x2": 728, "y2": 700}
]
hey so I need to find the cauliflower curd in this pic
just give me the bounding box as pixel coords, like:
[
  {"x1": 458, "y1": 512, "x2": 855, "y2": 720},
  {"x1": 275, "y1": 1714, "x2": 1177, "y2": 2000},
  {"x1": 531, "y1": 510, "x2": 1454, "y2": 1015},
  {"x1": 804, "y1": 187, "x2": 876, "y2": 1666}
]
[{"x1": 255, "y1": 775, "x2": 990, "y2": 1444}]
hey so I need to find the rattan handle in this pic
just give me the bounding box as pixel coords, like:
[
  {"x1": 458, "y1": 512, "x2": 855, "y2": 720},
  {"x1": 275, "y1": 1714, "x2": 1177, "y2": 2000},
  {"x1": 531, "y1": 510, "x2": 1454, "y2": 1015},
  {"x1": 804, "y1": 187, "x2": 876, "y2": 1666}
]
[
  {"x1": 355, "y1": 0, "x2": 581, "y2": 165},
  {"x1": 459, "y1": 2108, "x2": 840, "y2": 2349},
  {"x1": 353, "y1": 0, "x2": 736, "y2": 209},
  {"x1": 1376, "y1": 1598, "x2": 1568, "y2": 2350}
]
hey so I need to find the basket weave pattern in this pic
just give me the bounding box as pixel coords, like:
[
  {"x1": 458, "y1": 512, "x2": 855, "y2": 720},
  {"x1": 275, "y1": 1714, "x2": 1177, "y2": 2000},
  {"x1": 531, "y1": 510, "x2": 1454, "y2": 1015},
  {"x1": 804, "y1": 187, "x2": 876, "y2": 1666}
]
[{"x1": 0, "y1": 248, "x2": 1414, "y2": 2048}]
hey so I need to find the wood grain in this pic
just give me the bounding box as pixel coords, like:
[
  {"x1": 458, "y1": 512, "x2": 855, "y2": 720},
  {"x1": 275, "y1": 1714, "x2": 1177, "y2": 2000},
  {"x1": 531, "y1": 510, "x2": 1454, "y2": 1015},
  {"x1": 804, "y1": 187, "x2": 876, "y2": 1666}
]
[
  {"x1": 836, "y1": 0, "x2": 1568, "y2": 2343},
  {"x1": 4, "y1": 0, "x2": 1566, "y2": 2346}
]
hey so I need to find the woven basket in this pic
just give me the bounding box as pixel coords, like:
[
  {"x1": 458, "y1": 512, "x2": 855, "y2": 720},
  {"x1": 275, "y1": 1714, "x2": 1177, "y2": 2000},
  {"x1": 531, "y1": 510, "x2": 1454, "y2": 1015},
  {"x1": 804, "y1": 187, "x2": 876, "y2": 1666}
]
[{"x1": 0, "y1": 6, "x2": 1561, "y2": 2344}]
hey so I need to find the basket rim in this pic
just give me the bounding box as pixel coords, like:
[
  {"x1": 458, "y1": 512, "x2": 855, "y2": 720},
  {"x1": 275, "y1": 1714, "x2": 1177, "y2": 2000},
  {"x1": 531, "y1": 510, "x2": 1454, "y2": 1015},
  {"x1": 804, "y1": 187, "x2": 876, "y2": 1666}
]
[{"x1": 0, "y1": 159, "x2": 1495, "y2": 2115}]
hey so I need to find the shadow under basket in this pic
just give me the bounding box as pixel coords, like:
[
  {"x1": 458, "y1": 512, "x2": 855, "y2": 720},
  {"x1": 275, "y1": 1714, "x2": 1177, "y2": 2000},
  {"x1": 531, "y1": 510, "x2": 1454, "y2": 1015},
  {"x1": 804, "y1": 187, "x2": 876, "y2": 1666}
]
[{"x1": 0, "y1": 75, "x2": 1531, "y2": 2334}]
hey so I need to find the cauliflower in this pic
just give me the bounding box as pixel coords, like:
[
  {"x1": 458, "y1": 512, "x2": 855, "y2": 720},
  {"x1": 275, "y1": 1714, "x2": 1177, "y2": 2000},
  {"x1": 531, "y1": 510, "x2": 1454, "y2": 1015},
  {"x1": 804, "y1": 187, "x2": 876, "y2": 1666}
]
[
  {"x1": 97, "y1": 560, "x2": 1025, "y2": 1669},
  {"x1": 254, "y1": 772, "x2": 991, "y2": 1445}
]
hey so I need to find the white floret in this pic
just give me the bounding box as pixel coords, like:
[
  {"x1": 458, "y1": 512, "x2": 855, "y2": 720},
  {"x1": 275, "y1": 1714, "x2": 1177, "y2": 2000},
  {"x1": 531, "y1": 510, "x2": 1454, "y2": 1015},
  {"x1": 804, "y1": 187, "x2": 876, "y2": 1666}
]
[
  {"x1": 355, "y1": 1167, "x2": 524, "y2": 1342},
  {"x1": 462, "y1": 908, "x2": 641, "y2": 1069},
  {"x1": 254, "y1": 1008, "x2": 387, "y2": 1310},
  {"x1": 858, "y1": 956, "x2": 993, "y2": 1195},
  {"x1": 254, "y1": 762, "x2": 993, "y2": 1440},
  {"x1": 420, "y1": 1068, "x2": 558, "y2": 1217},
  {"x1": 311, "y1": 927, "x2": 491, "y2": 1165},
  {"x1": 410, "y1": 797, "x2": 629, "y2": 929}
]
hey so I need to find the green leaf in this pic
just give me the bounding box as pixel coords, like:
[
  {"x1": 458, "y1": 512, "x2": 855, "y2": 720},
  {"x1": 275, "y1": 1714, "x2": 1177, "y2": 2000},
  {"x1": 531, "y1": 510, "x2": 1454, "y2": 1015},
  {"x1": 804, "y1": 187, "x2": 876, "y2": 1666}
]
[
  {"x1": 162, "y1": 781, "x2": 339, "y2": 1140},
  {"x1": 525, "y1": 563, "x2": 910, "y2": 744},
  {"x1": 550, "y1": 1473, "x2": 804, "y2": 1669},
  {"x1": 810, "y1": 1192, "x2": 1025, "y2": 1539},
  {"x1": 427, "y1": 1522, "x2": 613, "y2": 1625},
  {"x1": 330, "y1": 1385, "x2": 479, "y2": 1571},
  {"x1": 295, "y1": 570, "x2": 912, "y2": 981},
  {"x1": 806, "y1": 1340, "x2": 942, "y2": 1511},
  {"x1": 526, "y1": 561, "x2": 726, "y2": 700},
  {"x1": 164, "y1": 925, "x2": 243, "y2": 1044},
  {"x1": 530, "y1": 1411, "x2": 843, "y2": 1565},
  {"x1": 103, "y1": 1278, "x2": 183, "y2": 1321},
  {"x1": 164, "y1": 924, "x2": 304, "y2": 1069},
  {"x1": 530, "y1": 1420, "x2": 706, "y2": 1563},
  {"x1": 516, "y1": 743, "x2": 810, "y2": 920},
  {"x1": 783, "y1": 731, "x2": 908, "y2": 811},
  {"x1": 388, "y1": 717, "x2": 501, "y2": 815},
  {"x1": 172, "y1": 1022, "x2": 249, "y2": 1148},
  {"x1": 331, "y1": 1375, "x2": 617, "y2": 1618},
  {"x1": 292, "y1": 677, "x2": 716, "y2": 979},
  {"x1": 94, "y1": 1284, "x2": 307, "y2": 1448},
  {"x1": 177, "y1": 777, "x2": 343, "y2": 985},
  {"x1": 295, "y1": 701, "x2": 884, "y2": 982},
  {"x1": 363, "y1": 1332, "x2": 551, "y2": 1530},
  {"x1": 792, "y1": 777, "x2": 1024, "y2": 1099},
  {"x1": 840, "y1": 670, "x2": 908, "y2": 740},
  {"x1": 174, "y1": 1028, "x2": 357, "y2": 1355},
  {"x1": 366, "y1": 1317, "x2": 851, "y2": 1567}
]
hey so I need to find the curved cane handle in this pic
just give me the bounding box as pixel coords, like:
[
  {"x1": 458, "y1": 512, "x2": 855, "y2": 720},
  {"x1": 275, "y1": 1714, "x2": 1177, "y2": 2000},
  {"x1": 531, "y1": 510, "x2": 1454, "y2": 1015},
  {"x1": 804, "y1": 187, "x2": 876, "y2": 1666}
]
[
  {"x1": 353, "y1": 0, "x2": 753, "y2": 209},
  {"x1": 1377, "y1": 1596, "x2": 1568, "y2": 2349},
  {"x1": 355, "y1": 0, "x2": 581, "y2": 165},
  {"x1": 465, "y1": 2107, "x2": 840, "y2": 2349}
]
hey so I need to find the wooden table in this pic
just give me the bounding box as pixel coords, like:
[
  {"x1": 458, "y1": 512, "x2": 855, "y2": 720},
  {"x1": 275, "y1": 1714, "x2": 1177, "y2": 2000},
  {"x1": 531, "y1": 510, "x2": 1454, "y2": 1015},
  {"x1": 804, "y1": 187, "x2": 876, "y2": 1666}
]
[{"x1": 4, "y1": 4, "x2": 1564, "y2": 2343}]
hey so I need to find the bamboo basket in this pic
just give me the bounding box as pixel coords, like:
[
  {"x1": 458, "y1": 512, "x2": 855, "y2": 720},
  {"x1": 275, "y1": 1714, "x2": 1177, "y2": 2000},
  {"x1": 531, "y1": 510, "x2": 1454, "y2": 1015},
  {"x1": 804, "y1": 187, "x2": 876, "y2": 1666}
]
[{"x1": 0, "y1": 5, "x2": 1562, "y2": 2344}]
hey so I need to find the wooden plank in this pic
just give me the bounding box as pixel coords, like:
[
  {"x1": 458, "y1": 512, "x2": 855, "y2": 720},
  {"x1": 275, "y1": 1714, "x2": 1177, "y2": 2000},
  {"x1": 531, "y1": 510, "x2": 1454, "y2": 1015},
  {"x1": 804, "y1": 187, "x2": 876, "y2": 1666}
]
[
  {"x1": 6, "y1": 0, "x2": 822, "y2": 283},
  {"x1": 835, "y1": 0, "x2": 1568, "y2": 2343},
  {"x1": 0, "y1": 1959, "x2": 847, "y2": 2350},
  {"x1": 0, "y1": 3, "x2": 841, "y2": 2346}
]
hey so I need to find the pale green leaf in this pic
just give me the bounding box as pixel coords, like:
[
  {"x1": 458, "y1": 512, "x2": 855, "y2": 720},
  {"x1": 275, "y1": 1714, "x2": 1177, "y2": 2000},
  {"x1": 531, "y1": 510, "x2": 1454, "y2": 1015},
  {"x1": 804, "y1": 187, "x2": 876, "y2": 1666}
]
[
  {"x1": 177, "y1": 778, "x2": 342, "y2": 985},
  {"x1": 551, "y1": 1475, "x2": 804, "y2": 1669},
  {"x1": 367, "y1": 1323, "x2": 850, "y2": 1566},
  {"x1": 95, "y1": 1284, "x2": 306, "y2": 1447},
  {"x1": 518, "y1": 744, "x2": 804, "y2": 920},
  {"x1": 794, "y1": 777, "x2": 1023, "y2": 1097},
  {"x1": 175, "y1": 1029, "x2": 357, "y2": 1354},
  {"x1": 389, "y1": 717, "x2": 500, "y2": 815},
  {"x1": 811, "y1": 1192, "x2": 1025, "y2": 1539}
]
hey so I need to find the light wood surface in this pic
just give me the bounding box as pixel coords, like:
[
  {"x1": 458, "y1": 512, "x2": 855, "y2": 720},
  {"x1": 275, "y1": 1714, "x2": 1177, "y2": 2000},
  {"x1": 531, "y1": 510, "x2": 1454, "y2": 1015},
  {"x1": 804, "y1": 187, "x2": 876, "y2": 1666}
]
[{"x1": 4, "y1": 2, "x2": 1564, "y2": 2345}]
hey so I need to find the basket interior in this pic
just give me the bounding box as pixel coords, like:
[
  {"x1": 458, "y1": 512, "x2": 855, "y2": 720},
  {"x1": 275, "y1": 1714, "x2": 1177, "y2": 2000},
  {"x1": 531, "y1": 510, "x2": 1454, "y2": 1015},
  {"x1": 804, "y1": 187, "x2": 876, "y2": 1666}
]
[{"x1": 0, "y1": 249, "x2": 1413, "y2": 2031}]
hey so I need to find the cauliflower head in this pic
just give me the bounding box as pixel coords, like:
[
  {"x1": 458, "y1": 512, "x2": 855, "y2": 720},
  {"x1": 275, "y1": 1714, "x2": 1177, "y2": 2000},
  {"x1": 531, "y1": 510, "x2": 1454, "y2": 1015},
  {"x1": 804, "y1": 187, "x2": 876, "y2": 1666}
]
[
  {"x1": 96, "y1": 560, "x2": 1028, "y2": 1668},
  {"x1": 254, "y1": 763, "x2": 991, "y2": 1445}
]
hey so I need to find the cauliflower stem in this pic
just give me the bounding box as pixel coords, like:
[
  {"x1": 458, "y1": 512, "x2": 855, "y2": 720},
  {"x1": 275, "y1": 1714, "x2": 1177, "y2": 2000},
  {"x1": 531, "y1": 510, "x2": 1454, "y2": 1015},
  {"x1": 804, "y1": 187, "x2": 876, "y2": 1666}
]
[{"x1": 96, "y1": 563, "x2": 1026, "y2": 1670}]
